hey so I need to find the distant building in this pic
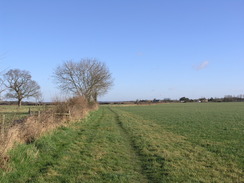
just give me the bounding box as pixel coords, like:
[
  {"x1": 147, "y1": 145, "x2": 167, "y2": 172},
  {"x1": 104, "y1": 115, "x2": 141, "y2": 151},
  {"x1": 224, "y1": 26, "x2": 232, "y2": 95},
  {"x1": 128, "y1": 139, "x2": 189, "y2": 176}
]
[{"x1": 198, "y1": 98, "x2": 208, "y2": 103}]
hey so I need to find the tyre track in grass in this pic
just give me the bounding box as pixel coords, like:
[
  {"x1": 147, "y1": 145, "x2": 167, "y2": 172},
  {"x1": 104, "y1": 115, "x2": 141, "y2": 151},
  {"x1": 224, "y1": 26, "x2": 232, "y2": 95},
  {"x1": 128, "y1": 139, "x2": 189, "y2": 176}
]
[
  {"x1": 4, "y1": 106, "x2": 242, "y2": 182},
  {"x1": 108, "y1": 107, "x2": 150, "y2": 183},
  {"x1": 109, "y1": 107, "x2": 167, "y2": 183},
  {"x1": 31, "y1": 107, "x2": 148, "y2": 183},
  {"x1": 110, "y1": 107, "x2": 244, "y2": 183}
]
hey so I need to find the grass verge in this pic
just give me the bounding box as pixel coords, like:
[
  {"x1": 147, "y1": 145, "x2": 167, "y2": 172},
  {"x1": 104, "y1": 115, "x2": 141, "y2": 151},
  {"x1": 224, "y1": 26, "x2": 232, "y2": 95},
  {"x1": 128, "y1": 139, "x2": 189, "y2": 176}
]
[{"x1": 0, "y1": 108, "x2": 147, "y2": 183}]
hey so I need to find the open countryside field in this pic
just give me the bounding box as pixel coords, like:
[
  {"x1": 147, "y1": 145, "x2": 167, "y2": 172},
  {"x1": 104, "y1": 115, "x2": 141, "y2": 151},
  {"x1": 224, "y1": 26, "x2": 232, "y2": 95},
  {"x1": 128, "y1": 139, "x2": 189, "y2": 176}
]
[
  {"x1": 0, "y1": 103, "x2": 244, "y2": 182},
  {"x1": 116, "y1": 103, "x2": 244, "y2": 167},
  {"x1": 0, "y1": 105, "x2": 47, "y2": 128}
]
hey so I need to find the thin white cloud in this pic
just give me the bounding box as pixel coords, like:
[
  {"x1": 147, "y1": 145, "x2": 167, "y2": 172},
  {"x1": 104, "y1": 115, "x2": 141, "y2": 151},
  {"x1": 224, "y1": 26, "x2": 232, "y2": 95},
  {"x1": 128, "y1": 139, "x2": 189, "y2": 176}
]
[
  {"x1": 136, "y1": 52, "x2": 144, "y2": 56},
  {"x1": 195, "y1": 61, "x2": 209, "y2": 70}
]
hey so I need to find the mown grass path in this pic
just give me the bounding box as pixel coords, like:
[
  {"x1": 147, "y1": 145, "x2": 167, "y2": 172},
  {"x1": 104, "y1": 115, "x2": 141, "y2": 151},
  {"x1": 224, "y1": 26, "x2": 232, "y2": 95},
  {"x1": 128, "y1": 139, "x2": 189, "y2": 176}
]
[
  {"x1": 1, "y1": 106, "x2": 243, "y2": 182},
  {"x1": 1, "y1": 107, "x2": 148, "y2": 183}
]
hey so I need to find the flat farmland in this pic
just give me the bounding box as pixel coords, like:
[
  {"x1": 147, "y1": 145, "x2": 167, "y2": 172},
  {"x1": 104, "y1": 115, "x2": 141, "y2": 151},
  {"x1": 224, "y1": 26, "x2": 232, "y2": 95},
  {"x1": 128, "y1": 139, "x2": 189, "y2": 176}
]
[
  {"x1": 0, "y1": 105, "x2": 46, "y2": 128},
  {"x1": 115, "y1": 102, "x2": 244, "y2": 181},
  {"x1": 1, "y1": 103, "x2": 243, "y2": 182}
]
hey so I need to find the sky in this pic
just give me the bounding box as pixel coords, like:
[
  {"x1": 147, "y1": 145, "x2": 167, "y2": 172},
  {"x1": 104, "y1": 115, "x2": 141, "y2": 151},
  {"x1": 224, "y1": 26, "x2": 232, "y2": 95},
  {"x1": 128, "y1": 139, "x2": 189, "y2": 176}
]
[{"x1": 0, "y1": 0, "x2": 244, "y2": 101}]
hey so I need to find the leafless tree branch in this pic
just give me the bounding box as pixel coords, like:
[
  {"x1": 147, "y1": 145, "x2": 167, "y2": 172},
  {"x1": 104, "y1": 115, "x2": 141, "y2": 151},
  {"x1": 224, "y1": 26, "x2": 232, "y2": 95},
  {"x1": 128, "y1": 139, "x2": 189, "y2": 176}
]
[{"x1": 54, "y1": 59, "x2": 113, "y2": 102}]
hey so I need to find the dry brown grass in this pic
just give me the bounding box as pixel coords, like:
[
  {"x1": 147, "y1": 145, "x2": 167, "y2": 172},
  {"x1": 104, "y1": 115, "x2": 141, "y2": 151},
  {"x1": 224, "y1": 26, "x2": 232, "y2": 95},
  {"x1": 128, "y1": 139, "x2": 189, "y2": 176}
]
[{"x1": 0, "y1": 96, "x2": 97, "y2": 169}]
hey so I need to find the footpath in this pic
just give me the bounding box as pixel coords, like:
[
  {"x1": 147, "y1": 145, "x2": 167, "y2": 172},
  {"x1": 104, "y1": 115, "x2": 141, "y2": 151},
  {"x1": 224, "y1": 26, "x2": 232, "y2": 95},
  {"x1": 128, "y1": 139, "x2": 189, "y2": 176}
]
[{"x1": 1, "y1": 107, "x2": 243, "y2": 183}]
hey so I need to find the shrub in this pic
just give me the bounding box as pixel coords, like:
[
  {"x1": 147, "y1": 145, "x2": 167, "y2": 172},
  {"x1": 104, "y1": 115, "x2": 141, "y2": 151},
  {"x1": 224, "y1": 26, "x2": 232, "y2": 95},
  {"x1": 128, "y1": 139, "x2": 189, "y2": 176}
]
[{"x1": 0, "y1": 96, "x2": 97, "y2": 170}]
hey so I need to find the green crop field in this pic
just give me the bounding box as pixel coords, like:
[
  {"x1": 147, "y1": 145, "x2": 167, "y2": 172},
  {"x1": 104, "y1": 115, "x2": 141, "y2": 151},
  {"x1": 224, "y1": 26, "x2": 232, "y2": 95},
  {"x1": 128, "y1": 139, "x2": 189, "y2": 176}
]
[
  {"x1": 116, "y1": 103, "x2": 244, "y2": 168},
  {"x1": 115, "y1": 102, "x2": 244, "y2": 182},
  {"x1": 0, "y1": 105, "x2": 48, "y2": 127},
  {"x1": 0, "y1": 103, "x2": 243, "y2": 182}
]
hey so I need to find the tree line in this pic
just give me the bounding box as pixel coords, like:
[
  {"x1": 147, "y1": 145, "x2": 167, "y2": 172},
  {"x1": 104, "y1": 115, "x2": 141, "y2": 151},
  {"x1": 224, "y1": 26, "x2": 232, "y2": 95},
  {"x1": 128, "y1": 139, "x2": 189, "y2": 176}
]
[
  {"x1": 0, "y1": 59, "x2": 113, "y2": 106},
  {"x1": 132, "y1": 95, "x2": 244, "y2": 105},
  {"x1": 179, "y1": 96, "x2": 244, "y2": 103}
]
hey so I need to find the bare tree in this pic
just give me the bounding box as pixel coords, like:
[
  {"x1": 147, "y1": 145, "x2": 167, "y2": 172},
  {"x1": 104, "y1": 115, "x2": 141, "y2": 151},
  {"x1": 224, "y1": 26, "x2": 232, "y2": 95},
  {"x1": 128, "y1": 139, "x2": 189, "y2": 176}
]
[
  {"x1": 54, "y1": 59, "x2": 113, "y2": 102},
  {"x1": 4, "y1": 69, "x2": 41, "y2": 106}
]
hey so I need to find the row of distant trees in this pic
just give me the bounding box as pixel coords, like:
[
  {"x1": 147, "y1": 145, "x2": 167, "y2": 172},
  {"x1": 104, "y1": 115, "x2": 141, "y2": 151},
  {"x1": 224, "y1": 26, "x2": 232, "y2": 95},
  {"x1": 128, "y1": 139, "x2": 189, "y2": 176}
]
[
  {"x1": 133, "y1": 95, "x2": 244, "y2": 104},
  {"x1": 0, "y1": 59, "x2": 113, "y2": 106},
  {"x1": 179, "y1": 96, "x2": 244, "y2": 103},
  {"x1": 178, "y1": 96, "x2": 244, "y2": 103}
]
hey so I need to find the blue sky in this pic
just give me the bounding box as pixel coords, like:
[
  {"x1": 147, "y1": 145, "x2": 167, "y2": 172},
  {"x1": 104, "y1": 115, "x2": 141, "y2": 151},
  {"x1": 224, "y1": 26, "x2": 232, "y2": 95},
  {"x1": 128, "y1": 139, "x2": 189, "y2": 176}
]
[{"x1": 1, "y1": 0, "x2": 244, "y2": 101}]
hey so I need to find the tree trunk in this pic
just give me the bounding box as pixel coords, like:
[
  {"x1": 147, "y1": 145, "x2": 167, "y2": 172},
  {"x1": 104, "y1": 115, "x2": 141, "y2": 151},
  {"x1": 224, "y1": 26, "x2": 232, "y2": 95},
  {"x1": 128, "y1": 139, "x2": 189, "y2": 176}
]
[
  {"x1": 93, "y1": 92, "x2": 97, "y2": 102},
  {"x1": 18, "y1": 99, "x2": 22, "y2": 107}
]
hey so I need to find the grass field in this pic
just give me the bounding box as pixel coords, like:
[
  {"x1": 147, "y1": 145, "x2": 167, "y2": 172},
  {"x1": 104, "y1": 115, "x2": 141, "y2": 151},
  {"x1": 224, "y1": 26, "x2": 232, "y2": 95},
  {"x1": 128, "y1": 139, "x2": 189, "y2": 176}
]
[
  {"x1": 116, "y1": 103, "x2": 244, "y2": 170},
  {"x1": 0, "y1": 103, "x2": 243, "y2": 182},
  {"x1": 0, "y1": 105, "x2": 48, "y2": 128}
]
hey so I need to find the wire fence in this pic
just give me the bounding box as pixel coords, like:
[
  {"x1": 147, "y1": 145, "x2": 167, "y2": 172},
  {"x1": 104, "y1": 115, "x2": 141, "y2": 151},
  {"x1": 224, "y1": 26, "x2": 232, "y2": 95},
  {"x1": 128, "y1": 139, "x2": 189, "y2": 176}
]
[
  {"x1": 0, "y1": 106, "x2": 72, "y2": 157},
  {"x1": 0, "y1": 96, "x2": 96, "y2": 170}
]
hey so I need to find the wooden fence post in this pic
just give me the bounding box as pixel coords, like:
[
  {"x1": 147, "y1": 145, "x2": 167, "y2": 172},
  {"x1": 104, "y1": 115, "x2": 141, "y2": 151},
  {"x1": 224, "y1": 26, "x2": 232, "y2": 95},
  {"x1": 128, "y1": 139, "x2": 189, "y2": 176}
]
[
  {"x1": 1, "y1": 115, "x2": 5, "y2": 139},
  {"x1": 68, "y1": 110, "x2": 71, "y2": 120}
]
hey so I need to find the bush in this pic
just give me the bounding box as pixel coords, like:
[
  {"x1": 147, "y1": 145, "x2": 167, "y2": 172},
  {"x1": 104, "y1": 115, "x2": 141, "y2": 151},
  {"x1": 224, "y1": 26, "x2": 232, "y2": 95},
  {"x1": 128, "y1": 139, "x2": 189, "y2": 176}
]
[{"x1": 0, "y1": 96, "x2": 97, "y2": 170}]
